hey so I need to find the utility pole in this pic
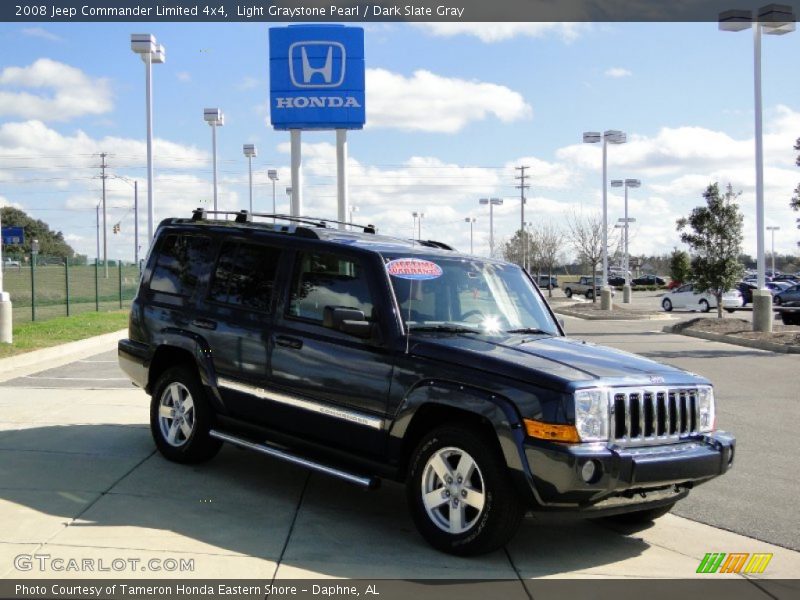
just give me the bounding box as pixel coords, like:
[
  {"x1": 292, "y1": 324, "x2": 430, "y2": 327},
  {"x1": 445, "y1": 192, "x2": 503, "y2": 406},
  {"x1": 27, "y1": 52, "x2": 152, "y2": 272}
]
[
  {"x1": 515, "y1": 166, "x2": 530, "y2": 271},
  {"x1": 134, "y1": 180, "x2": 139, "y2": 268},
  {"x1": 99, "y1": 153, "x2": 109, "y2": 278}
]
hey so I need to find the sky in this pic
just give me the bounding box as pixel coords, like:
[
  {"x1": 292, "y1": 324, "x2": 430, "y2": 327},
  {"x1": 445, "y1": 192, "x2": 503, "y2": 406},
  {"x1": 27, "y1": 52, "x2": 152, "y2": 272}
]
[{"x1": 1, "y1": 20, "x2": 800, "y2": 263}]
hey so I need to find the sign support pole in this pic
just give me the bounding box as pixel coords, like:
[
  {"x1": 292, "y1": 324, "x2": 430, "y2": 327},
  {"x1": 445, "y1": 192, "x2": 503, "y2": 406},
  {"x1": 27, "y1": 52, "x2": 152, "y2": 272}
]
[
  {"x1": 336, "y1": 129, "x2": 348, "y2": 230},
  {"x1": 290, "y1": 129, "x2": 302, "y2": 216},
  {"x1": 0, "y1": 209, "x2": 11, "y2": 344}
]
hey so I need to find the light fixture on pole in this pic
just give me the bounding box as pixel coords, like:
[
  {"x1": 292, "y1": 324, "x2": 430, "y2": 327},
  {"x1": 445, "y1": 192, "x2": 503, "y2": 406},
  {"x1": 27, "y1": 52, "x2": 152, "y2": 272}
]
[
  {"x1": 583, "y1": 130, "x2": 627, "y2": 309},
  {"x1": 130, "y1": 34, "x2": 165, "y2": 245},
  {"x1": 720, "y1": 4, "x2": 795, "y2": 331},
  {"x1": 243, "y1": 144, "x2": 257, "y2": 213},
  {"x1": 412, "y1": 211, "x2": 424, "y2": 240},
  {"x1": 479, "y1": 198, "x2": 503, "y2": 257},
  {"x1": 464, "y1": 217, "x2": 476, "y2": 254},
  {"x1": 766, "y1": 225, "x2": 780, "y2": 275},
  {"x1": 203, "y1": 108, "x2": 224, "y2": 211},
  {"x1": 610, "y1": 178, "x2": 641, "y2": 303},
  {"x1": 285, "y1": 186, "x2": 292, "y2": 212},
  {"x1": 267, "y1": 169, "x2": 278, "y2": 217}
]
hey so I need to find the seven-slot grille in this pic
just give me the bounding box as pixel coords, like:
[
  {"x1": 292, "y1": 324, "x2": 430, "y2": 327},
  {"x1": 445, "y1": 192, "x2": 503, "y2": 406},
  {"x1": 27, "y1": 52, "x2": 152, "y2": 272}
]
[{"x1": 611, "y1": 387, "x2": 700, "y2": 445}]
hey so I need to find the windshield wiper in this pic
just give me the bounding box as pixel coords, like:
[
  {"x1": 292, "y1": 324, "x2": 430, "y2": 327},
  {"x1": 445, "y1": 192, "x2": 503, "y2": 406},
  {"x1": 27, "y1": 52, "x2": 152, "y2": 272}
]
[
  {"x1": 505, "y1": 328, "x2": 553, "y2": 335},
  {"x1": 408, "y1": 323, "x2": 482, "y2": 334}
]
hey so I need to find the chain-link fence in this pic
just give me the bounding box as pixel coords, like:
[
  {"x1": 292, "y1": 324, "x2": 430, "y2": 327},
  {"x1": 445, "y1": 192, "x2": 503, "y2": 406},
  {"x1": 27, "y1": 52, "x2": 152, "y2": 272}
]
[{"x1": 1, "y1": 256, "x2": 140, "y2": 323}]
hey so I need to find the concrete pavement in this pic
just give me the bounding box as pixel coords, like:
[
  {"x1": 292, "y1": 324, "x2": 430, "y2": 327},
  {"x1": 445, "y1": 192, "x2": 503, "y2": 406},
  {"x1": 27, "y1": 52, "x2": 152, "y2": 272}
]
[{"x1": 0, "y1": 336, "x2": 798, "y2": 583}]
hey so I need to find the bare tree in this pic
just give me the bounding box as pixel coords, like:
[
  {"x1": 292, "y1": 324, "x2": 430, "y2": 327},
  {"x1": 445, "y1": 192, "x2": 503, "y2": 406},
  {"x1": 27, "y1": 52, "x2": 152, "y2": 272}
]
[
  {"x1": 535, "y1": 223, "x2": 565, "y2": 297},
  {"x1": 566, "y1": 210, "x2": 604, "y2": 302}
]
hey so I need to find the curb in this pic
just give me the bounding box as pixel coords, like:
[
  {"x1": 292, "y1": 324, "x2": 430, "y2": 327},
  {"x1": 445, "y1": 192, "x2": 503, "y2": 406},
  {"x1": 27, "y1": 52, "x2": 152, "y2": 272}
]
[
  {"x1": 661, "y1": 324, "x2": 800, "y2": 354},
  {"x1": 0, "y1": 329, "x2": 127, "y2": 382},
  {"x1": 553, "y1": 306, "x2": 671, "y2": 321}
]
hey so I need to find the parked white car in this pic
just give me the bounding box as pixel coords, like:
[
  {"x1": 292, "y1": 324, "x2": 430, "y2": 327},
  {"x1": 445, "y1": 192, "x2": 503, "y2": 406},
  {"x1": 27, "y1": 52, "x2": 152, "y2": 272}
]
[{"x1": 661, "y1": 283, "x2": 743, "y2": 313}]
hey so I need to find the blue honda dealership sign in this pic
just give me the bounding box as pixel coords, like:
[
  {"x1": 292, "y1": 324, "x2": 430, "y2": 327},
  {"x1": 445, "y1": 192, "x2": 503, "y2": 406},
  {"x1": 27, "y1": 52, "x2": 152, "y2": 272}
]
[
  {"x1": 269, "y1": 25, "x2": 365, "y2": 130},
  {"x1": 1, "y1": 227, "x2": 24, "y2": 245}
]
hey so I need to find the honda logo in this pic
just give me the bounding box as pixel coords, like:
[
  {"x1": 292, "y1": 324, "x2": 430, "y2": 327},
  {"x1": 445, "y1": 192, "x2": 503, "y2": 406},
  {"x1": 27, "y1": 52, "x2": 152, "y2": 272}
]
[{"x1": 289, "y1": 41, "x2": 346, "y2": 88}]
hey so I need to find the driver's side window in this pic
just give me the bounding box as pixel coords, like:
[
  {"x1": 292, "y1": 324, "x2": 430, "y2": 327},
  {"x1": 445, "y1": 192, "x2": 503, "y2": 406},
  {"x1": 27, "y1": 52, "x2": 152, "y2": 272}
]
[{"x1": 287, "y1": 251, "x2": 374, "y2": 323}]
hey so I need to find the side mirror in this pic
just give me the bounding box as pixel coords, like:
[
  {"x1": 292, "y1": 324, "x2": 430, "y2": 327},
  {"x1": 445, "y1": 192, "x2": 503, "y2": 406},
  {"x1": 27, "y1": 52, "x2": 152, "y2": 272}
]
[{"x1": 323, "y1": 306, "x2": 372, "y2": 339}]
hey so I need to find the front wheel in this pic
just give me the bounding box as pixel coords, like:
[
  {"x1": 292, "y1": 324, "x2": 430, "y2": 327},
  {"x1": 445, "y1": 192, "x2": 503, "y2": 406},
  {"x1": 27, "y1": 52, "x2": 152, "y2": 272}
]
[
  {"x1": 150, "y1": 366, "x2": 222, "y2": 464},
  {"x1": 564, "y1": 288, "x2": 573, "y2": 298},
  {"x1": 699, "y1": 299, "x2": 711, "y2": 313},
  {"x1": 773, "y1": 296, "x2": 782, "y2": 306},
  {"x1": 407, "y1": 425, "x2": 525, "y2": 556},
  {"x1": 662, "y1": 299, "x2": 673, "y2": 312},
  {"x1": 586, "y1": 290, "x2": 594, "y2": 300}
]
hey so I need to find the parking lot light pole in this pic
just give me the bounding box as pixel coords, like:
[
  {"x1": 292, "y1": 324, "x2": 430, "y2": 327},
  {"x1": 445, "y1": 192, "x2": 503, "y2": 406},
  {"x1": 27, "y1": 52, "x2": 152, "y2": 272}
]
[
  {"x1": 349, "y1": 205, "x2": 359, "y2": 230},
  {"x1": 412, "y1": 211, "x2": 424, "y2": 240},
  {"x1": 583, "y1": 130, "x2": 627, "y2": 310},
  {"x1": 204, "y1": 108, "x2": 224, "y2": 211},
  {"x1": 464, "y1": 217, "x2": 476, "y2": 254},
  {"x1": 720, "y1": 4, "x2": 795, "y2": 331},
  {"x1": 479, "y1": 198, "x2": 503, "y2": 257},
  {"x1": 243, "y1": 144, "x2": 257, "y2": 213},
  {"x1": 268, "y1": 170, "x2": 278, "y2": 217},
  {"x1": 130, "y1": 34, "x2": 164, "y2": 245},
  {"x1": 611, "y1": 178, "x2": 641, "y2": 303},
  {"x1": 766, "y1": 226, "x2": 780, "y2": 275}
]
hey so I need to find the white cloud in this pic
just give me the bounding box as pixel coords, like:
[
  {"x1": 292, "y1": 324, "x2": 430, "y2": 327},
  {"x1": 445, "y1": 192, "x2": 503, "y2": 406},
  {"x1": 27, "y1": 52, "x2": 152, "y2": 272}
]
[
  {"x1": 605, "y1": 67, "x2": 632, "y2": 78},
  {"x1": 366, "y1": 68, "x2": 532, "y2": 133},
  {"x1": 414, "y1": 23, "x2": 586, "y2": 43},
  {"x1": 176, "y1": 71, "x2": 191, "y2": 83},
  {"x1": 0, "y1": 59, "x2": 112, "y2": 121},
  {"x1": 21, "y1": 28, "x2": 63, "y2": 42},
  {"x1": 238, "y1": 76, "x2": 260, "y2": 91}
]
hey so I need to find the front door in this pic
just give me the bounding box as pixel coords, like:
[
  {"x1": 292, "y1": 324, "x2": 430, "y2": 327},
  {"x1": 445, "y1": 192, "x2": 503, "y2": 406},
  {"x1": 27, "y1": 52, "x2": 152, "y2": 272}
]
[{"x1": 266, "y1": 249, "x2": 395, "y2": 456}]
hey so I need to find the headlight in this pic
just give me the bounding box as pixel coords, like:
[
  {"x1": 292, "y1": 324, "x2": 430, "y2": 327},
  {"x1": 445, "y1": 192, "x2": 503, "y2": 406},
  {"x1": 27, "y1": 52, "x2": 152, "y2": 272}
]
[
  {"x1": 697, "y1": 385, "x2": 715, "y2": 432},
  {"x1": 574, "y1": 388, "x2": 609, "y2": 442}
]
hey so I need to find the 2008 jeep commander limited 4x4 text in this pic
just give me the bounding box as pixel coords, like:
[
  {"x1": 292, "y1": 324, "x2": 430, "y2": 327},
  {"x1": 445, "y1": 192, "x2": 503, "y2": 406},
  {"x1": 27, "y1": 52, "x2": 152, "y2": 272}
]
[{"x1": 119, "y1": 210, "x2": 735, "y2": 556}]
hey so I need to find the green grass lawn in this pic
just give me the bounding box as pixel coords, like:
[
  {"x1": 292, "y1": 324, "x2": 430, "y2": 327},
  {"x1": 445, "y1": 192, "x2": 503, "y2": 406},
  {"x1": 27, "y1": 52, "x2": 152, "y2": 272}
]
[{"x1": 0, "y1": 310, "x2": 129, "y2": 359}]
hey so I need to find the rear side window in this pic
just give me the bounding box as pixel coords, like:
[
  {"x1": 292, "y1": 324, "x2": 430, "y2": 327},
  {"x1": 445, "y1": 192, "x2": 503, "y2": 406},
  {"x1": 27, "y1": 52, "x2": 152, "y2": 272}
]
[
  {"x1": 149, "y1": 234, "x2": 212, "y2": 296},
  {"x1": 209, "y1": 241, "x2": 281, "y2": 312},
  {"x1": 287, "y1": 252, "x2": 374, "y2": 322}
]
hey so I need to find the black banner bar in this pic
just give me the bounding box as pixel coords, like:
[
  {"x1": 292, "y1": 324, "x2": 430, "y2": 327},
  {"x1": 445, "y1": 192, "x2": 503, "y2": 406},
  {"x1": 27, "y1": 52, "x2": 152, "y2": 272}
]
[{"x1": 2, "y1": 0, "x2": 800, "y2": 23}]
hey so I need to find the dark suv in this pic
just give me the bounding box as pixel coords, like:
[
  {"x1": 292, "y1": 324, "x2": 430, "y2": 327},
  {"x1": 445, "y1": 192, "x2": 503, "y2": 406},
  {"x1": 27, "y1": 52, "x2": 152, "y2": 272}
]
[{"x1": 119, "y1": 210, "x2": 735, "y2": 556}]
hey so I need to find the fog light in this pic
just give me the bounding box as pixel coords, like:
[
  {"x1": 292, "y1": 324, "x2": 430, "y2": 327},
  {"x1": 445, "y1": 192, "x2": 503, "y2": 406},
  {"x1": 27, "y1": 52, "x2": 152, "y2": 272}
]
[{"x1": 581, "y1": 460, "x2": 598, "y2": 483}]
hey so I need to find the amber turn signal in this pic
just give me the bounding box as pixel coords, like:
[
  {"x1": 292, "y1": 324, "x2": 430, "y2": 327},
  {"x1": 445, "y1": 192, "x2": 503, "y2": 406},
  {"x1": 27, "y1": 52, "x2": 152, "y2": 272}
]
[{"x1": 524, "y1": 418, "x2": 581, "y2": 443}]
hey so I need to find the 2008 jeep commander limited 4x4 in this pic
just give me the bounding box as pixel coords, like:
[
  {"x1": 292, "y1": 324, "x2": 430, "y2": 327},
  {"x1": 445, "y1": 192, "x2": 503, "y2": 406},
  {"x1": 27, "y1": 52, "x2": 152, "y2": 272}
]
[{"x1": 119, "y1": 210, "x2": 735, "y2": 556}]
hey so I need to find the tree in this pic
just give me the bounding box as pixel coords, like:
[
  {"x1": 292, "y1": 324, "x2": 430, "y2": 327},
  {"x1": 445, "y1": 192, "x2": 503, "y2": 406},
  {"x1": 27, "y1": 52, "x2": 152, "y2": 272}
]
[
  {"x1": 669, "y1": 249, "x2": 692, "y2": 285},
  {"x1": 536, "y1": 223, "x2": 565, "y2": 297},
  {"x1": 502, "y1": 228, "x2": 539, "y2": 271},
  {"x1": 566, "y1": 211, "x2": 604, "y2": 303},
  {"x1": 0, "y1": 206, "x2": 77, "y2": 259},
  {"x1": 792, "y1": 138, "x2": 800, "y2": 246},
  {"x1": 676, "y1": 183, "x2": 744, "y2": 318}
]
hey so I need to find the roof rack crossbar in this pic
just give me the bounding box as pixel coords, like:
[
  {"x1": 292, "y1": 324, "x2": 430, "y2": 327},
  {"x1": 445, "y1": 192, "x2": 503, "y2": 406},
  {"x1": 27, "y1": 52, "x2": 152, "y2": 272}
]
[{"x1": 190, "y1": 209, "x2": 376, "y2": 234}]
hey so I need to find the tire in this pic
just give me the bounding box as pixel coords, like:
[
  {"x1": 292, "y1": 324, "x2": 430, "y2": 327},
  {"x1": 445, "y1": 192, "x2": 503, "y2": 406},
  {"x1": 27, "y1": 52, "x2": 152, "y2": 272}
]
[
  {"x1": 407, "y1": 425, "x2": 526, "y2": 556},
  {"x1": 725, "y1": 309, "x2": 735, "y2": 314},
  {"x1": 586, "y1": 290, "x2": 594, "y2": 300},
  {"x1": 150, "y1": 366, "x2": 222, "y2": 464},
  {"x1": 699, "y1": 299, "x2": 710, "y2": 313},
  {"x1": 773, "y1": 296, "x2": 782, "y2": 306},
  {"x1": 601, "y1": 502, "x2": 675, "y2": 525},
  {"x1": 781, "y1": 312, "x2": 800, "y2": 325},
  {"x1": 564, "y1": 288, "x2": 573, "y2": 298},
  {"x1": 662, "y1": 299, "x2": 673, "y2": 312}
]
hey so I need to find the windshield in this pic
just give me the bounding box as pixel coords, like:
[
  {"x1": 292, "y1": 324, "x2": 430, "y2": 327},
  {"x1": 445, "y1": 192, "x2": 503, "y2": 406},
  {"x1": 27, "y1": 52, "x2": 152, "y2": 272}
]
[{"x1": 385, "y1": 255, "x2": 559, "y2": 336}]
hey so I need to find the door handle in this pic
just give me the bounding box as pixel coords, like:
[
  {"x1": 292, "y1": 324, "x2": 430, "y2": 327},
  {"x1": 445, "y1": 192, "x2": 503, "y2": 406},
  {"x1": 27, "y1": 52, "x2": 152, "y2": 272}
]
[
  {"x1": 191, "y1": 318, "x2": 217, "y2": 330},
  {"x1": 275, "y1": 335, "x2": 303, "y2": 349}
]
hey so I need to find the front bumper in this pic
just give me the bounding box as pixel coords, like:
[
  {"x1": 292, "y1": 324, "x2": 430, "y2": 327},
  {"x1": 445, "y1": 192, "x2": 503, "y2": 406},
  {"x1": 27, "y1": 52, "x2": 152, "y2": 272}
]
[{"x1": 521, "y1": 431, "x2": 735, "y2": 513}]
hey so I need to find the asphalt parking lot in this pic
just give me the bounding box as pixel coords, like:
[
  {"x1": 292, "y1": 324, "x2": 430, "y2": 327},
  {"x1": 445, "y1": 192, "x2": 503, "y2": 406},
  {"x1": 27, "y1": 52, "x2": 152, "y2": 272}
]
[{"x1": 0, "y1": 305, "x2": 798, "y2": 585}]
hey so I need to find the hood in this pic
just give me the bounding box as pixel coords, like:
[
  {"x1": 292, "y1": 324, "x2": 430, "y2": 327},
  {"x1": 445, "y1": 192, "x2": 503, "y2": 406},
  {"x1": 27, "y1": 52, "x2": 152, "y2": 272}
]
[{"x1": 410, "y1": 333, "x2": 707, "y2": 392}]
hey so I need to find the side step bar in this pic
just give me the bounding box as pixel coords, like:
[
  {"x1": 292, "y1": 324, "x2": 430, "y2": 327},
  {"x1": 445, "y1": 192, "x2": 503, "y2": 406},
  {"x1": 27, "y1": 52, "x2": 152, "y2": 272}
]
[{"x1": 209, "y1": 429, "x2": 380, "y2": 490}]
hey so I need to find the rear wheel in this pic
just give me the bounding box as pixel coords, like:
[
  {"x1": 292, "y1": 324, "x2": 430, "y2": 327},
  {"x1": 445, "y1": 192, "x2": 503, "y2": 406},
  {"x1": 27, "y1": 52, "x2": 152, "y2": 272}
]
[
  {"x1": 150, "y1": 366, "x2": 222, "y2": 464},
  {"x1": 699, "y1": 299, "x2": 711, "y2": 313},
  {"x1": 564, "y1": 288, "x2": 573, "y2": 298},
  {"x1": 407, "y1": 425, "x2": 525, "y2": 556},
  {"x1": 586, "y1": 290, "x2": 594, "y2": 300},
  {"x1": 773, "y1": 296, "x2": 782, "y2": 306},
  {"x1": 662, "y1": 299, "x2": 673, "y2": 312}
]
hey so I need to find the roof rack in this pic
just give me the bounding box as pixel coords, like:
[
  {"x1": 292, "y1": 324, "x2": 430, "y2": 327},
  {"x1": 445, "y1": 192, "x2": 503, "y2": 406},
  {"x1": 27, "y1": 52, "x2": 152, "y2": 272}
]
[
  {"x1": 190, "y1": 208, "x2": 376, "y2": 234},
  {"x1": 414, "y1": 239, "x2": 455, "y2": 251}
]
